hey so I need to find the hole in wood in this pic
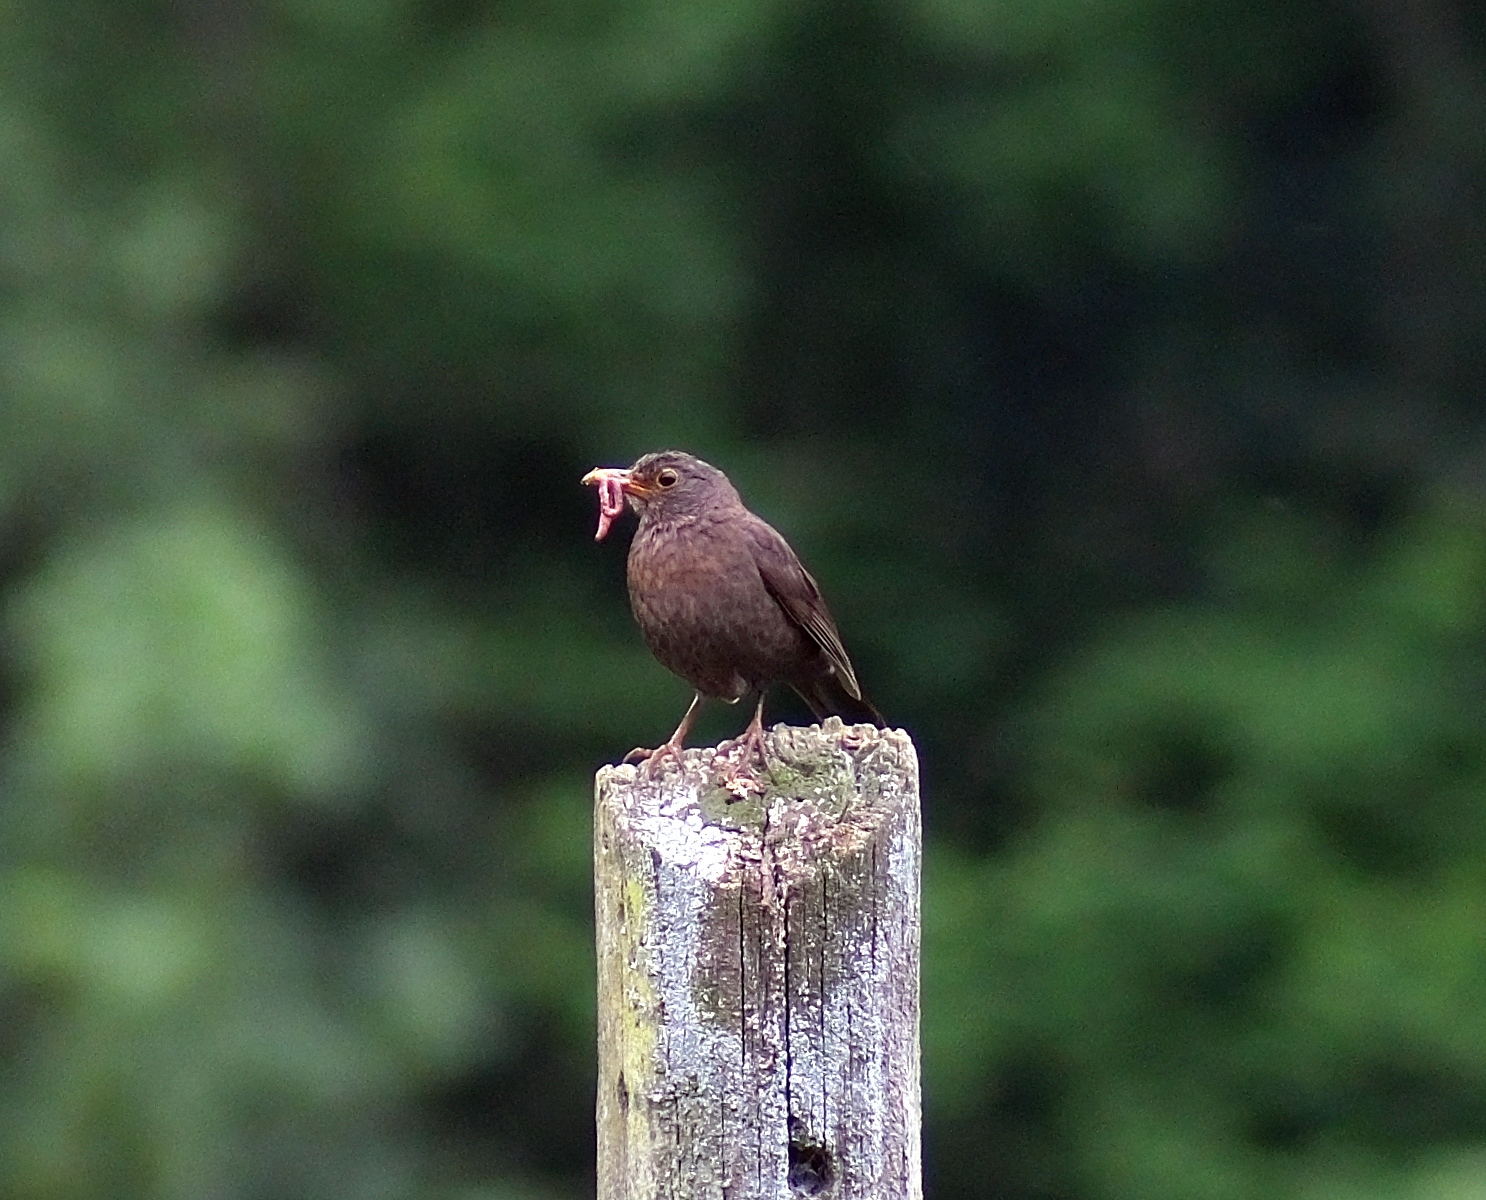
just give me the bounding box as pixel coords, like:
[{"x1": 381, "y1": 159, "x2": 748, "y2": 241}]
[{"x1": 787, "y1": 1136, "x2": 834, "y2": 1195}]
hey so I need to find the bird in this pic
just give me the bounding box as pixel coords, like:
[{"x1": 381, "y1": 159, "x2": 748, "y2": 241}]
[{"x1": 582, "y1": 450, "x2": 883, "y2": 779}]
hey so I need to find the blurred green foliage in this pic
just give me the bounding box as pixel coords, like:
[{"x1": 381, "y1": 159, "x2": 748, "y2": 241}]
[{"x1": 3, "y1": 0, "x2": 1486, "y2": 1197}]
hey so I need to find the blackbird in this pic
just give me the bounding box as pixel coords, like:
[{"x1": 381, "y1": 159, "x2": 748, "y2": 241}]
[{"x1": 582, "y1": 450, "x2": 883, "y2": 777}]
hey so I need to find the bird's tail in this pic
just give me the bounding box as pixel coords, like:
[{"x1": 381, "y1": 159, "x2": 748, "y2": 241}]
[{"x1": 792, "y1": 675, "x2": 886, "y2": 728}]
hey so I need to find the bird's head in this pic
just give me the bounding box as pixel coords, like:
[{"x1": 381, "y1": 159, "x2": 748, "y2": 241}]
[{"x1": 582, "y1": 450, "x2": 739, "y2": 540}]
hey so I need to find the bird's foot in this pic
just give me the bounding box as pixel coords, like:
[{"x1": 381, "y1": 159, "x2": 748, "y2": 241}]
[
  {"x1": 714, "y1": 725, "x2": 770, "y2": 797},
  {"x1": 624, "y1": 738, "x2": 685, "y2": 780}
]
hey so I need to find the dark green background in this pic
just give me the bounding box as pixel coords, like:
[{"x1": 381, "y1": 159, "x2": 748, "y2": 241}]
[{"x1": 4, "y1": 0, "x2": 1486, "y2": 1196}]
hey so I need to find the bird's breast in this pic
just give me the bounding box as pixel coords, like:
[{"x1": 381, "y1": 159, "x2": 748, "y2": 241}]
[{"x1": 625, "y1": 514, "x2": 813, "y2": 700}]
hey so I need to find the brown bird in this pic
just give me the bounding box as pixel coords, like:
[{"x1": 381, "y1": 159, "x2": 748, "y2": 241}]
[{"x1": 582, "y1": 450, "x2": 882, "y2": 777}]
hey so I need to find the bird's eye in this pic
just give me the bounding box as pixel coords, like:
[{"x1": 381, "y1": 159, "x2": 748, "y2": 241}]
[{"x1": 657, "y1": 469, "x2": 679, "y2": 488}]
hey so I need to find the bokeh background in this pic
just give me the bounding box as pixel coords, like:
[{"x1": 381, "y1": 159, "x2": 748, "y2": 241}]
[{"x1": 4, "y1": 0, "x2": 1486, "y2": 1196}]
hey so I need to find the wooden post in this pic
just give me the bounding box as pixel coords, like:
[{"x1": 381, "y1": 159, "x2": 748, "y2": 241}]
[{"x1": 594, "y1": 720, "x2": 921, "y2": 1199}]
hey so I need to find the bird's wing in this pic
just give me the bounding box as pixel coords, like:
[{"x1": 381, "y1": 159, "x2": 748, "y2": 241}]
[{"x1": 747, "y1": 519, "x2": 864, "y2": 700}]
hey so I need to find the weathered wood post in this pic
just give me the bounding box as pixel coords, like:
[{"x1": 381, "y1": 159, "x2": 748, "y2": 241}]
[{"x1": 594, "y1": 720, "x2": 921, "y2": 1199}]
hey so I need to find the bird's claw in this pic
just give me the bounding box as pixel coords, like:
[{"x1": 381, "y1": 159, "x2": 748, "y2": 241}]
[
  {"x1": 715, "y1": 727, "x2": 769, "y2": 780},
  {"x1": 625, "y1": 739, "x2": 686, "y2": 780}
]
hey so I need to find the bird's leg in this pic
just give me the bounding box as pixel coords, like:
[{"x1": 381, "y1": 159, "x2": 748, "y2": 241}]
[
  {"x1": 716, "y1": 693, "x2": 770, "y2": 786},
  {"x1": 624, "y1": 692, "x2": 704, "y2": 778}
]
